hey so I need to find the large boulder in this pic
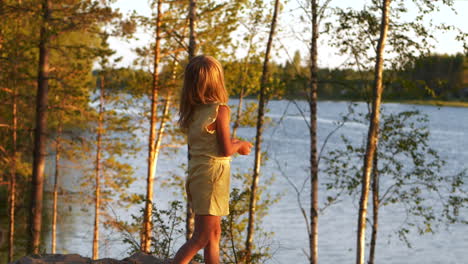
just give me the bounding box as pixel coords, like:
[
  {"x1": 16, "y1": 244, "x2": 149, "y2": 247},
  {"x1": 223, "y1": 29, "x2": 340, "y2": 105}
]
[{"x1": 10, "y1": 252, "x2": 200, "y2": 264}]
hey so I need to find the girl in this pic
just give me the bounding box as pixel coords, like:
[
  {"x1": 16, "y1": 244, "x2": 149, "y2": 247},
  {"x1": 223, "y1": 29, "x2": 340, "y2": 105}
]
[{"x1": 173, "y1": 55, "x2": 253, "y2": 264}]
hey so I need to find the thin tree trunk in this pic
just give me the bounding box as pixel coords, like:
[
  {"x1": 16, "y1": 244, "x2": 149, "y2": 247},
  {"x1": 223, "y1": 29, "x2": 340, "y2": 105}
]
[
  {"x1": 93, "y1": 75, "x2": 105, "y2": 260},
  {"x1": 142, "y1": 0, "x2": 162, "y2": 252},
  {"x1": 232, "y1": 88, "x2": 244, "y2": 139},
  {"x1": 0, "y1": 0, "x2": 3, "y2": 51},
  {"x1": 188, "y1": 0, "x2": 197, "y2": 61},
  {"x1": 232, "y1": 32, "x2": 256, "y2": 138},
  {"x1": 186, "y1": 0, "x2": 197, "y2": 241},
  {"x1": 152, "y1": 92, "x2": 172, "y2": 173},
  {"x1": 7, "y1": 1, "x2": 22, "y2": 258},
  {"x1": 28, "y1": 0, "x2": 51, "y2": 254},
  {"x1": 151, "y1": 59, "x2": 178, "y2": 167},
  {"x1": 309, "y1": 0, "x2": 319, "y2": 263},
  {"x1": 368, "y1": 148, "x2": 379, "y2": 264},
  {"x1": 356, "y1": 1, "x2": 390, "y2": 264},
  {"x1": 245, "y1": 0, "x2": 280, "y2": 261},
  {"x1": 51, "y1": 108, "x2": 62, "y2": 254},
  {"x1": 8, "y1": 75, "x2": 18, "y2": 263}
]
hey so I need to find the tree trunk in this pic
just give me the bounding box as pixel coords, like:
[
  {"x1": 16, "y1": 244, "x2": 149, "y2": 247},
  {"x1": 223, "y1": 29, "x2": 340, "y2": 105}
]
[
  {"x1": 142, "y1": 0, "x2": 162, "y2": 253},
  {"x1": 368, "y1": 148, "x2": 379, "y2": 264},
  {"x1": 186, "y1": 0, "x2": 197, "y2": 241},
  {"x1": 232, "y1": 87, "x2": 244, "y2": 139},
  {"x1": 152, "y1": 91, "x2": 172, "y2": 174},
  {"x1": 51, "y1": 108, "x2": 62, "y2": 254},
  {"x1": 8, "y1": 75, "x2": 18, "y2": 263},
  {"x1": 188, "y1": 0, "x2": 197, "y2": 61},
  {"x1": 0, "y1": 0, "x2": 3, "y2": 51},
  {"x1": 245, "y1": 0, "x2": 280, "y2": 261},
  {"x1": 93, "y1": 75, "x2": 105, "y2": 260},
  {"x1": 309, "y1": 0, "x2": 319, "y2": 263},
  {"x1": 28, "y1": 0, "x2": 51, "y2": 254},
  {"x1": 356, "y1": 1, "x2": 390, "y2": 264},
  {"x1": 232, "y1": 31, "x2": 256, "y2": 138}
]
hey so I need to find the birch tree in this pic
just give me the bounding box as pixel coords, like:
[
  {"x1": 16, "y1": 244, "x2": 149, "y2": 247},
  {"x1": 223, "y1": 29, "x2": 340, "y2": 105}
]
[
  {"x1": 355, "y1": 1, "x2": 390, "y2": 263},
  {"x1": 244, "y1": 0, "x2": 280, "y2": 261},
  {"x1": 142, "y1": 0, "x2": 163, "y2": 253},
  {"x1": 50, "y1": 99, "x2": 62, "y2": 254},
  {"x1": 308, "y1": 0, "x2": 319, "y2": 262}
]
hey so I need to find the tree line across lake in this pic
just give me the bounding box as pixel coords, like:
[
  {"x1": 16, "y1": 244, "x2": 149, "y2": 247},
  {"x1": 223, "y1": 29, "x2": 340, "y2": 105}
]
[
  {"x1": 1, "y1": 0, "x2": 467, "y2": 264},
  {"x1": 106, "y1": 51, "x2": 468, "y2": 101}
]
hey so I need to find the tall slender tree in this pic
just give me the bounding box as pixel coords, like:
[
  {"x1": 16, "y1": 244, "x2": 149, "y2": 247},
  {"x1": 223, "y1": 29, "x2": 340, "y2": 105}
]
[
  {"x1": 8, "y1": 58, "x2": 18, "y2": 264},
  {"x1": 51, "y1": 98, "x2": 63, "y2": 254},
  {"x1": 355, "y1": 1, "x2": 391, "y2": 263},
  {"x1": 28, "y1": 0, "x2": 51, "y2": 254},
  {"x1": 308, "y1": 0, "x2": 319, "y2": 263},
  {"x1": 6, "y1": 1, "x2": 22, "y2": 259},
  {"x1": 245, "y1": 0, "x2": 280, "y2": 261},
  {"x1": 185, "y1": 0, "x2": 197, "y2": 241},
  {"x1": 92, "y1": 74, "x2": 105, "y2": 260},
  {"x1": 368, "y1": 149, "x2": 379, "y2": 264},
  {"x1": 142, "y1": 0, "x2": 163, "y2": 253}
]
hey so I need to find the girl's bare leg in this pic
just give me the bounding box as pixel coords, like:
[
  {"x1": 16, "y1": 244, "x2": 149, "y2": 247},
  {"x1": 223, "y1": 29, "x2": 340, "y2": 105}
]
[
  {"x1": 203, "y1": 218, "x2": 221, "y2": 264},
  {"x1": 173, "y1": 215, "x2": 221, "y2": 264}
]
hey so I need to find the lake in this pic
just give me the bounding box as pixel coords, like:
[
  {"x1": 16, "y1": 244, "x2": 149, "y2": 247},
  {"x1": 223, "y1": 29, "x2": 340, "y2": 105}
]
[{"x1": 43, "y1": 99, "x2": 468, "y2": 264}]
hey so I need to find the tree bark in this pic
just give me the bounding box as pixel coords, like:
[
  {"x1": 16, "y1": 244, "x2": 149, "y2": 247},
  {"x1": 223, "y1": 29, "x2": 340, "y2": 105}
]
[
  {"x1": 368, "y1": 148, "x2": 379, "y2": 264},
  {"x1": 51, "y1": 106, "x2": 62, "y2": 254},
  {"x1": 93, "y1": 75, "x2": 105, "y2": 260},
  {"x1": 142, "y1": 0, "x2": 162, "y2": 253},
  {"x1": 245, "y1": 0, "x2": 280, "y2": 261},
  {"x1": 0, "y1": 0, "x2": 3, "y2": 51},
  {"x1": 232, "y1": 87, "x2": 244, "y2": 139},
  {"x1": 309, "y1": 0, "x2": 319, "y2": 263},
  {"x1": 8, "y1": 72, "x2": 18, "y2": 263},
  {"x1": 152, "y1": 91, "x2": 172, "y2": 173},
  {"x1": 356, "y1": 1, "x2": 390, "y2": 264},
  {"x1": 28, "y1": 0, "x2": 51, "y2": 254},
  {"x1": 186, "y1": 0, "x2": 197, "y2": 241},
  {"x1": 188, "y1": 0, "x2": 197, "y2": 61}
]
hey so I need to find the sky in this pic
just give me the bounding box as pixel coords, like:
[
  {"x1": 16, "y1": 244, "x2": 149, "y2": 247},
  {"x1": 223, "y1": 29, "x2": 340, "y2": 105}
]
[{"x1": 109, "y1": 0, "x2": 468, "y2": 69}]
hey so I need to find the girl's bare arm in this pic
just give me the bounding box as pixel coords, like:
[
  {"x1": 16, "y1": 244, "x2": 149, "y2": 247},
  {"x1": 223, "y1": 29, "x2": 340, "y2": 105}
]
[{"x1": 216, "y1": 105, "x2": 252, "y2": 157}]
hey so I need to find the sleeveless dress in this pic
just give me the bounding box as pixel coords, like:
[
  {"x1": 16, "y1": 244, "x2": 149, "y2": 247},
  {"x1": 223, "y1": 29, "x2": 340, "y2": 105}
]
[{"x1": 186, "y1": 103, "x2": 231, "y2": 216}]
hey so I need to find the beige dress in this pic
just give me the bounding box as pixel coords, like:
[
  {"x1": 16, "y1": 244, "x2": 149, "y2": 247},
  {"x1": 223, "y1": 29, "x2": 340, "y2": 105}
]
[{"x1": 186, "y1": 103, "x2": 231, "y2": 216}]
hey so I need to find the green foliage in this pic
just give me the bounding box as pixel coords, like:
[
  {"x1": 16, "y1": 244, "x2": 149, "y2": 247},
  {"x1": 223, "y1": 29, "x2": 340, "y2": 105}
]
[
  {"x1": 326, "y1": 0, "x2": 467, "y2": 102},
  {"x1": 118, "y1": 200, "x2": 187, "y2": 260},
  {"x1": 323, "y1": 108, "x2": 468, "y2": 247},
  {"x1": 401, "y1": 53, "x2": 467, "y2": 99},
  {"x1": 220, "y1": 172, "x2": 280, "y2": 264}
]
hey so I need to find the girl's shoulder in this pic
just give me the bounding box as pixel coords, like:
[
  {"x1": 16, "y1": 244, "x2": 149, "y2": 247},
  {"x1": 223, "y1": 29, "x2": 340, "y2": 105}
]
[
  {"x1": 192, "y1": 103, "x2": 230, "y2": 132},
  {"x1": 196, "y1": 102, "x2": 230, "y2": 111}
]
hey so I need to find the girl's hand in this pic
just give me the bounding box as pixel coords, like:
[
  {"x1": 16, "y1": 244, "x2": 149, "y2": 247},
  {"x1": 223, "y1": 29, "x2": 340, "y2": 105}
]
[{"x1": 238, "y1": 141, "x2": 253, "y2": 155}]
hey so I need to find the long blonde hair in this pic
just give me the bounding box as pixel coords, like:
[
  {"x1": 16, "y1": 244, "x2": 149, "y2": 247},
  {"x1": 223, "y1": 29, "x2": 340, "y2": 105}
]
[{"x1": 178, "y1": 55, "x2": 228, "y2": 129}]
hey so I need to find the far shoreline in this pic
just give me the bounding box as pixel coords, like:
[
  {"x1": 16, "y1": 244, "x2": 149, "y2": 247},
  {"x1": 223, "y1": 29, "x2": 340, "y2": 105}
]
[{"x1": 230, "y1": 96, "x2": 468, "y2": 108}]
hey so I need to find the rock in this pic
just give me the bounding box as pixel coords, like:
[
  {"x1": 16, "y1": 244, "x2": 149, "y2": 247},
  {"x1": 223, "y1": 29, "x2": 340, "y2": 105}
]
[
  {"x1": 123, "y1": 252, "x2": 160, "y2": 263},
  {"x1": 10, "y1": 253, "x2": 200, "y2": 264},
  {"x1": 11, "y1": 253, "x2": 91, "y2": 264}
]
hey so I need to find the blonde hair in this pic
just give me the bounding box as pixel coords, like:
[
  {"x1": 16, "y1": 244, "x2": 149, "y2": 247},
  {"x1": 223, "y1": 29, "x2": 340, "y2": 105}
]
[{"x1": 178, "y1": 55, "x2": 228, "y2": 129}]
